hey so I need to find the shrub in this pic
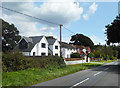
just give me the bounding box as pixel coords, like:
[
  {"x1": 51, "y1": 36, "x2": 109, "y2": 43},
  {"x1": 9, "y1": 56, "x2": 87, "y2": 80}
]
[
  {"x1": 37, "y1": 56, "x2": 65, "y2": 68},
  {"x1": 2, "y1": 50, "x2": 35, "y2": 72},
  {"x1": 111, "y1": 56, "x2": 117, "y2": 60},
  {"x1": 70, "y1": 53, "x2": 81, "y2": 58},
  {"x1": 2, "y1": 50, "x2": 65, "y2": 72}
]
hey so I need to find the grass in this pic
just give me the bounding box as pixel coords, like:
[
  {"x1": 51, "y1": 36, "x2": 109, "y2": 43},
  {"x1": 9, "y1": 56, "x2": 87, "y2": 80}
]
[
  {"x1": 2, "y1": 62, "x2": 103, "y2": 87},
  {"x1": 91, "y1": 60, "x2": 116, "y2": 63}
]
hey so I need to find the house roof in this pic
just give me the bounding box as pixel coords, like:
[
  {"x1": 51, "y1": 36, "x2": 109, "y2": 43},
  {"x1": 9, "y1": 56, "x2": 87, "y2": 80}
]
[
  {"x1": 46, "y1": 36, "x2": 56, "y2": 45},
  {"x1": 29, "y1": 36, "x2": 43, "y2": 44},
  {"x1": 71, "y1": 45, "x2": 86, "y2": 50},
  {"x1": 23, "y1": 36, "x2": 33, "y2": 43},
  {"x1": 19, "y1": 36, "x2": 44, "y2": 52},
  {"x1": 61, "y1": 42, "x2": 75, "y2": 50}
]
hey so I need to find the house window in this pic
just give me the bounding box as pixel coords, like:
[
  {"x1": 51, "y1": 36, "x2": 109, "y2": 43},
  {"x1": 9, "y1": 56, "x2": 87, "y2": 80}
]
[
  {"x1": 41, "y1": 53, "x2": 46, "y2": 56},
  {"x1": 55, "y1": 46, "x2": 58, "y2": 49},
  {"x1": 55, "y1": 53, "x2": 58, "y2": 56},
  {"x1": 41, "y1": 43, "x2": 46, "y2": 48},
  {"x1": 21, "y1": 42, "x2": 25, "y2": 46}
]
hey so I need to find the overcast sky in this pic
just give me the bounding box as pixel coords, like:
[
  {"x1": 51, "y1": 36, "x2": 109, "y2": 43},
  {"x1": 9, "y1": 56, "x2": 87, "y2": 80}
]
[{"x1": 0, "y1": 0, "x2": 119, "y2": 45}]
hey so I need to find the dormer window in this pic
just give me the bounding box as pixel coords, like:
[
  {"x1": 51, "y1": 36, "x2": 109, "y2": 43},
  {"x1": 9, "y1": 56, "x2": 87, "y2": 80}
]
[
  {"x1": 41, "y1": 43, "x2": 46, "y2": 48},
  {"x1": 21, "y1": 42, "x2": 25, "y2": 46}
]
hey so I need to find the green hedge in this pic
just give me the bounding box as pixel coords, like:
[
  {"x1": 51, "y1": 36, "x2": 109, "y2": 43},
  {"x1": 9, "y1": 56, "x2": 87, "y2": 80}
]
[
  {"x1": 70, "y1": 53, "x2": 81, "y2": 58},
  {"x1": 2, "y1": 50, "x2": 65, "y2": 72}
]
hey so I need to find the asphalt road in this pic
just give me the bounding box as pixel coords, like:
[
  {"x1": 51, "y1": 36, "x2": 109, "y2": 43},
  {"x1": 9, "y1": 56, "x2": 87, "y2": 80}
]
[{"x1": 31, "y1": 60, "x2": 120, "y2": 88}]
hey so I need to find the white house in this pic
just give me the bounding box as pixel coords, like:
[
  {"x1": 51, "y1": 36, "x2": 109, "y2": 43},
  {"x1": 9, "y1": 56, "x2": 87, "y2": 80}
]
[
  {"x1": 61, "y1": 42, "x2": 77, "y2": 58},
  {"x1": 46, "y1": 36, "x2": 60, "y2": 56},
  {"x1": 17, "y1": 36, "x2": 48, "y2": 56}
]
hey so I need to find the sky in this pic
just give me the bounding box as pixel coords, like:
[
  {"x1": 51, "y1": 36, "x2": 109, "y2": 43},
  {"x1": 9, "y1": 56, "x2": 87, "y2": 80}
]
[{"x1": 0, "y1": 0, "x2": 119, "y2": 45}]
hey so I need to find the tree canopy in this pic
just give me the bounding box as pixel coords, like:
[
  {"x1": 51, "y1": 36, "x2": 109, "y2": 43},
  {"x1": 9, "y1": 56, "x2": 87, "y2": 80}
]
[
  {"x1": 1, "y1": 19, "x2": 21, "y2": 52},
  {"x1": 105, "y1": 16, "x2": 120, "y2": 45},
  {"x1": 69, "y1": 34, "x2": 94, "y2": 48}
]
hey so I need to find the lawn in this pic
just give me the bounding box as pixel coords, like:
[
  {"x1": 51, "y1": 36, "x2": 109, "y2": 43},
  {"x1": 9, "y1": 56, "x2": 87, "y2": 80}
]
[
  {"x1": 91, "y1": 60, "x2": 117, "y2": 64},
  {"x1": 2, "y1": 63, "x2": 103, "y2": 87}
]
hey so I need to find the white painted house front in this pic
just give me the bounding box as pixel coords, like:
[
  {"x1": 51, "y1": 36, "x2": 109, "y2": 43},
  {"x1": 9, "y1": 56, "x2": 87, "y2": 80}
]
[
  {"x1": 61, "y1": 42, "x2": 77, "y2": 58},
  {"x1": 18, "y1": 36, "x2": 48, "y2": 56},
  {"x1": 46, "y1": 36, "x2": 60, "y2": 56}
]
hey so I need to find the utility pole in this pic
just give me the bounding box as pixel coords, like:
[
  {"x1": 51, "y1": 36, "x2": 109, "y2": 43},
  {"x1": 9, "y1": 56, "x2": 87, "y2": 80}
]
[{"x1": 60, "y1": 24, "x2": 63, "y2": 57}]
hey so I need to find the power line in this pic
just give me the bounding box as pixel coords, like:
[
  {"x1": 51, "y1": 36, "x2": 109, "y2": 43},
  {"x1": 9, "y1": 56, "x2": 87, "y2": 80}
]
[
  {"x1": 0, "y1": 6, "x2": 59, "y2": 26},
  {"x1": 63, "y1": 26, "x2": 76, "y2": 34},
  {"x1": 0, "y1": 6, "x2": 76, "y2": 35}
]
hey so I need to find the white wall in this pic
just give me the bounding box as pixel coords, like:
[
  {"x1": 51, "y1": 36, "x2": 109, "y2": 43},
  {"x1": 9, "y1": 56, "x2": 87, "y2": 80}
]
[
  {"x1": 64, "y1": 59, "x2": 86, "y2": 65},
  {"x1": 53, "y1": 40, "x2": 60, "y2": 56},
  {"x1": 62, "y1": 48, "x2": 77, "y2": 58},
  {"x1": 30, "y1": 36, "x2": 48, "y2": 56}
]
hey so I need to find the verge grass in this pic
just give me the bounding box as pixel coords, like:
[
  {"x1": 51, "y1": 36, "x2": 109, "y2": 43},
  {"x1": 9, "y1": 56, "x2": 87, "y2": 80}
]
[
  {"x1": 2, "y1": 62, "x2": 103, "y2": 87},
  {"x1": 91, "y1": 60, "x2": 116, "y2": 64}
]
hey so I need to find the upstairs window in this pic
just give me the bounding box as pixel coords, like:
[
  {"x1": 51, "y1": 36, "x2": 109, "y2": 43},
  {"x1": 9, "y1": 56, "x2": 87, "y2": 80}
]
[
  {"x1": 41, "y1": 43, "x2": 46, "y2": 48},
  {"x1": 21, "y1": 42, "x2": 25, "y2": 46},
  {"x1": 55, "y1": 46, "x2": 58, "y2": 49}
]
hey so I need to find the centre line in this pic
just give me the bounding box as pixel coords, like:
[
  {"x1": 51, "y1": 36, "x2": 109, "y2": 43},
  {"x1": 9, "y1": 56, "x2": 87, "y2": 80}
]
[
  {"x1": 70, "y1": 78, "x2": 89, "y2": 88},
  {"x1": 94, "y1": 71, "x2": 102, "y2": 76}
]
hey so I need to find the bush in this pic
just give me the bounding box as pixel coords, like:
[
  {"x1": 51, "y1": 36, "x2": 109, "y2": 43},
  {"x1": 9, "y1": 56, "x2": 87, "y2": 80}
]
[
  {"x1": 37, "y1": 56, "x2": 65, "y2": 68},
  {"x1": 2, "y1": 50, "x2": 65, "y2": 72},
  {"x1": 70, "y1": 53, "x2": 81, "y2": 58},
  {"x1": 2, "y1": 50, "x2": 35, "y2": 72}
]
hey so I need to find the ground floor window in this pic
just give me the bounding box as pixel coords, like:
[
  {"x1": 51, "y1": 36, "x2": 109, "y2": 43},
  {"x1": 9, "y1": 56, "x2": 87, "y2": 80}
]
[
  {"x1": 55, "y1": 53, "x2": 58, "y2": 56},
  {"x1": 41, "y1": 52, "x2": 46, "y2": 56}
]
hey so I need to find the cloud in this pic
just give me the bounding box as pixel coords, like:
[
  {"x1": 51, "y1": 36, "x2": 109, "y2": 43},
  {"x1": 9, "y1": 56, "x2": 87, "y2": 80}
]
[
  {"x1": 101, "y1": 28, "x2": 106, "y2": 32},
  {"x1": 89, "y1": 35, "x2": 106, "y2": 45},
  {"x1": 83, "y1": 2, "x2": 98, "y2": 20},
  {"x1": 1, "y1": 0, "x2": 83, "y2": 42},
  {"x1": 40, "y1": 27, "x2": 55, "y2": 31}
]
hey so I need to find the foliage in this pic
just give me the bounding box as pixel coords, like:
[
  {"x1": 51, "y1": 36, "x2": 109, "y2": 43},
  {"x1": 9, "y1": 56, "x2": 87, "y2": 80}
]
[
  {"x1": 70, "y1": 34, "x2": 94, "y2": 48},
  {"x1": 70, "y1": 52, "x2": 81, "y2": 58},
  {"x1": 37, "y1": 56, "x2": 65, "y2": 68},
  {"x1": 88, "y1": 52, "x2": 94, "y2": 58},
  {"x1": 2, "y1": 50, "x2": 65, "y2": 72},
  {"x1": 1, "y1": 19, "x2": 21, "y2": 52},
  {"x1": 2, "y1": 50, "x2": 35, "y2": 72},
  {"x1": 105, "y1": 16, "x2": 120, "y2": 45},
  {"x1": 89, "y1": 45, "x2": 119, "y2": 60}
]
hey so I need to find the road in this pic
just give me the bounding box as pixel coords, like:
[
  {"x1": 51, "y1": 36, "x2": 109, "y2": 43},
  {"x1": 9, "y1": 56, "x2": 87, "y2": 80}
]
[{"x1": 31, "y1": 60, "x2": 120, "y2": 88}]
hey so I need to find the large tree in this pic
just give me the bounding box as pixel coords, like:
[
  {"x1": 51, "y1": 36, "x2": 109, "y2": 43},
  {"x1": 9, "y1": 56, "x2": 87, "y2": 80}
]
[
  {"x1": 105, "y1": 16, "x2": 120, "y2": 45},
  {"x1": 69, "y1": 34, "x2": 94, "y2": 48},
  {"x1": 1, "y1": 19, "x2": 21, "y2": 52}
]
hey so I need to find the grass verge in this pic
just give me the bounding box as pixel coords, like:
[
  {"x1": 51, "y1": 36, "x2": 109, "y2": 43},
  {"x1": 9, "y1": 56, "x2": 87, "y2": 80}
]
[
  {"x1": 91, "y1": 60, "x2": 116, "y2": 64},
  {"x1": 2, "y1": 63, "x2": 103, "y2": 87}
]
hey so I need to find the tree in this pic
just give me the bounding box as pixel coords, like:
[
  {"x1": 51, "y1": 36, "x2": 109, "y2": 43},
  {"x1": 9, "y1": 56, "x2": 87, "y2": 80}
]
[
  {"x1": 69, "y1": 34, "x2": 94, "y2": 48},
  {"x1": 105, "y1": 16, "x2": 120, "y2": 45},
  {"x1": 1, "y1": 19, "x2": 21, "y2": 52}
]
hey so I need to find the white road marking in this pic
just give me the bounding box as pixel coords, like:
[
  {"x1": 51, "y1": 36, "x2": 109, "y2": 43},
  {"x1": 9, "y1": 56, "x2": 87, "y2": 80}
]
[
  {"x1": 94, "y1": 71, "x2": 102, "y2": 76},
  {"x1": 70, "y1": 78, "x2": 89, "y2": 88},
  {"x1": 104, "y1": 67, "x2": 109, "y2": 71}
]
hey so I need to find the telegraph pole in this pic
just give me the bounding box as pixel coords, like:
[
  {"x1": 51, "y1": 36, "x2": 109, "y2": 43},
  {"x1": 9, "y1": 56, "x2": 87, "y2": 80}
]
[{"x1": 60, "y1": 24, "x2": 63, "y2": 57}]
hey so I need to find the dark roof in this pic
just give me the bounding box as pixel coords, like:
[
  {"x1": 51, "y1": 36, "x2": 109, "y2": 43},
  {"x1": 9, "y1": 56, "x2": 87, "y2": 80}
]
[
  {"x1": 19, "y1": 36, "x2": 43, "y2": 52},
  {"x1": 46, "y1": 36, "x2": 56, "y2": 45},
  {"x1": 23, "y1": 36, "x2": 33, "y2": 43},
  {"x1": 29, "y1": 36, "x2": 43, "y2": 44},
  {"x1": 61, "y1": 42, "x2": 75, "y2": 50}
]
